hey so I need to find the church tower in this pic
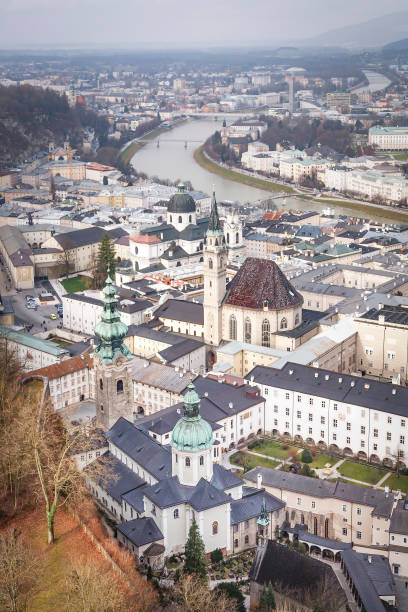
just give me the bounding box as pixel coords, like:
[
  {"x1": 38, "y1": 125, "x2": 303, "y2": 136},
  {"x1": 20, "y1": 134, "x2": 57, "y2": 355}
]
[
  {"x1": 171, "y1": 383, "x2": 214, "y2": 486},
  {"x1": 224, "y1": 212, "x2": 244, "y2": 259},
  {"x1": 94, "y1": 274, "x2": 134, "y2": 429},
  {"x1": 203, "y1": 189, "x2": 227, "y2": 347}
]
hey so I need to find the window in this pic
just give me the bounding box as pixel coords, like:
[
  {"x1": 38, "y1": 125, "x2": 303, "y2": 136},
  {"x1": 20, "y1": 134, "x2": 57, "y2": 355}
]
[
  {"x1": 401, "y1": 436, "x2": 405, "y2": 445},
  {"x1": 297, "y1": 498, "x2": 301, "y2": 505},
  {"x1": 346, "y1": 422, "x2": 351, "y2": 431},
  {"x1": 387, "y1": 432, "x2": 392, "y2": 441},
  {"x1": 229, "y1": 315, "x2": 237, "y2": 341},
  {"x1": 185, "y1": 457, "x2": 191, "y2": 467},
  {"x1": 361, "y1": 441, "x2": 365, "y2": 448},
  {"x1": 320, "y1": 431, "x2": 325, "y2": 438},
  {"x1": 116, "y1": 379, "x2": 124, "y2": 393},
  {"x1": 297, "y1": 411, "x2": 301, "y2": 419},
  {"x1": 388, "y1": 417, "x2": 392, "y2": 424},
  {"x1": 212, "y1": 521, "x2": 218, "y2": 535},
  {"x1": 342, "y1": 505, "x2": 347, "y2": 512},
  {"x1": 178, "y1": 215, "x2": 182, "y2": 223},
  {"x1": 342, "y1": 528, "x2": 347, "y2": 536},
  {"x1": 208, "y1": 258, "x2": 213, "y2": 270},
  {"x1": 280, "y1": 317, "x2": 287, "y2": 330},
  {"x1": 285, "y1": 392, "x2": 290, "y2": 400},
  {"x1": 234, "y1": 539, "x2": 238, "y2": 547},
  {"x1": 346, "y1": 437, "x2": 350, "y2": 444},
  {"x1": 356, "y1": 531, "x2": 362, "y2": 540},
  {"x1": 233, "y1": 524, "x2": 238, "y2": 533},
  {"x1": 244, "y1": 318, "x2": 252, "y2": 343},
  {"x1": 373, "y1": 443, "x2": 378, "y2": 451},
  {"x1": 308, "y1": 427, "x2": 313, "y2": 435},
  {"x1": 333, "y1": 403, "x2": 338, "y2": 410},
  {"x1": 321, "y1": 416, "x2": 325, "y2": 425},
  {"x1": 309, "y1": 398, "x2": 314, "y2": 405},
  {"x1": 200, "y1": 456, "x2": 204, "y2": 465},
  {"x1": 285, "y1": 408, "x2": 290, "y2": 416},
  {"x1": 361, "y1": 426, "x2": 365, "y2": 435},
  {"x1": 309, "y1": 414, "x2": 313, "y2": 422},
  {"x1": 174, "y1": 509, "x2": 179, "y2": 519},
  {"x1": 244, "y1": 535, "x2": 249, "y2": 544},
  {"x1": 295, "y1": 313, "x2": 300, "y2": 326},
  {"x1": 374, "y1": 429, "x2": 378, "y2": 438},
  {"x1": 262, "y1": 319, "x2": 270, "y2": 347},
  {"x1": 357, "y1": 508, "x2": 361, "y2": 515},
  {"x1": 99, "y1": 378, "x2": 103, "y2": 390},
  {"x1": 244, "y1": 520, "x2": 249, "y2": 529},
  {"x1": 236, "y1": 232, "x2": 239, "y2": 244},
  {"x1": 333, "y1": 419, "x2": 338, "y2": 428},
  {"x1": 402, "y1": 420, "x2": 406, "y2": 427},
  {"x1": 333, "y1": 433, "x2": 337, "y2": 441}
]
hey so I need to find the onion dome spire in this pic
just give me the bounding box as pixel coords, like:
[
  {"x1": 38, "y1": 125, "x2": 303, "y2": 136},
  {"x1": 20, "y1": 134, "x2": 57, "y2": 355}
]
[
  {"x1": 94, "y1": 272, "x2": 131, "y2": 364},
  {"x1": 171, "y1": 383, "x2": 213, "y2": 451}
]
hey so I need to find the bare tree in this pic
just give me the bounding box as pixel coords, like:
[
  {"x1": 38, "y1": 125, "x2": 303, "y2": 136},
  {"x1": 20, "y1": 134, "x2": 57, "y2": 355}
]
[
  {"x1": 64, "y1": 560, "x2": 126, "y2": 612},
  {"x1": 0, "y1": 528, "x2": 40, "y2": 612},
  {"x1": 57, "y1": 250, "x2": 74, "y2": 279},
  {"x1": 173, "y1": 574, "x2": 237, "y2": 612},
  {"x1": 26, "y1": 400, "x2": 111, "y2": 544}
]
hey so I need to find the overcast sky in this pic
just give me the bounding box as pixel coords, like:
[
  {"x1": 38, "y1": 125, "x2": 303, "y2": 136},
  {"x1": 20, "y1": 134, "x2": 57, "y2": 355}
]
[{"x1": 1, "y1": 0, "x2": 408, "y2": 48}]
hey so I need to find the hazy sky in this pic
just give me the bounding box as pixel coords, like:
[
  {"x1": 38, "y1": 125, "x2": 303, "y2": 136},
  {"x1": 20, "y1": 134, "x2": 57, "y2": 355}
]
[{"x1": 1, "y1": 0, "x2": 408, "y2": 48}]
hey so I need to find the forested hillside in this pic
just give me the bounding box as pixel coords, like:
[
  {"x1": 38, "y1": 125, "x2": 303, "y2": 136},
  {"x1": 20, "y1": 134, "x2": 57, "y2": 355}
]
[{"x1": 0, "y1": 84, "x2": 109, "y2": 167}]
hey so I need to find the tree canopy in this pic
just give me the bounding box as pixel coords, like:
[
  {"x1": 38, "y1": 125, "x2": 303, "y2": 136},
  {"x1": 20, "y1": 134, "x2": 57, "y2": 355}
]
[{"x1": 184, "y1": 521, "x2": 207, "y2": 580}]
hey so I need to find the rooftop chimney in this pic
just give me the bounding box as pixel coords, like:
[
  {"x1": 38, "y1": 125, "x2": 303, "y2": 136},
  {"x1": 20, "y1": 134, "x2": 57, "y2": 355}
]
[{"x1": 257, "y1": 473, "x2": 262, "y2": 489}]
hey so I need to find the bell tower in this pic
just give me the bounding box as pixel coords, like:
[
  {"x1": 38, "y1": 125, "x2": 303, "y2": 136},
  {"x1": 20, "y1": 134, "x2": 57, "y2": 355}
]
[
  {"x1": 94, "y1": 274, "x2": 134, "y2": 429},
  {"x1": 203, "y1": 189, "x2": 226, "y2": 347}
]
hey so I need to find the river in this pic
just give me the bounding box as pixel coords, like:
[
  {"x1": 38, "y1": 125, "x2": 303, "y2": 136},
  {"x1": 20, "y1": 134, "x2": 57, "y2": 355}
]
[
  {"x1": 353, "y1": 70, "x2": 391, "y2": 95},
  {"x1": 131, "y1": 117, "x2": 399, "y2": 223}
]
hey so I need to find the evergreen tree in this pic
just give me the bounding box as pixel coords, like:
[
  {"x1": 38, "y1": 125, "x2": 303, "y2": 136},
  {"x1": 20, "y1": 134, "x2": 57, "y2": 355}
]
[
  {"x1": 301, "y1": 448, "x2": 313, "y2": 463},
  {"x1": 259, "y1": 583, "x2": 276, "y2": 611},
  {"x1": 214, "y1": 582, "x2": 245, "y2": 612},
  {"x1": 94, "y1": 234, "x2": 116, "y2": 288},
  {"x1": 184, "y1": 520, "x2": 207, "y2": 580}
]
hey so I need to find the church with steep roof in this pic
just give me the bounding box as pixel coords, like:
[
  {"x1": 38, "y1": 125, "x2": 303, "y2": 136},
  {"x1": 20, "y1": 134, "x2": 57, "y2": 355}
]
[
  {"x1": 129, "y1": 183, "x2": 243, "y2": 272},
  {"x1": 203, "y1": 192, "x2": 304, "y2": 348}
]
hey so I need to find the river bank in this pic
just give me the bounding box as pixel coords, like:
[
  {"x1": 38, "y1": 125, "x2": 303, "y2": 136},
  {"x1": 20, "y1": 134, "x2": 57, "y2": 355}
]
[
  {"x1": 193, "y1": 145, "x2": 295, "y2": 194},
  {"x1": 119, "y1": 120, "x2": 188, "y2": 167},
  {"x1": 194, "y1": 145, "x2": 408, "y2": 222}
]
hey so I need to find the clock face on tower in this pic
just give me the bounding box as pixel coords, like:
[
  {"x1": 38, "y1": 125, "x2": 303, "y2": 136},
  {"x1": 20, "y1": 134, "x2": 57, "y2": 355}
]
[{"x1": 115, "y1": 357, "x2": 123, "y2": 367}]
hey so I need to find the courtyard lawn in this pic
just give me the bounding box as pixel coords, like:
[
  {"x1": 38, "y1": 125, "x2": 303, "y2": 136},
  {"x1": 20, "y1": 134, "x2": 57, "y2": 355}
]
[
  {"x1": 230, "y1": 451, "x2": 279, "y2": 472},
  {"x1": 337, "y1": 461, "x2": 387, "y2": 485},
  {"x1": 61, "y1": 275, "x2": 92, "y2": 293},
  {"x1": 383, "y1": 473, "x2": 408, "y2": 494},
  {"x1": 248, "y1": 439, "x2": 298, "y2": 460},
  {"x1": 308, "y1": 453, "x2": 338, "y2": 470}
]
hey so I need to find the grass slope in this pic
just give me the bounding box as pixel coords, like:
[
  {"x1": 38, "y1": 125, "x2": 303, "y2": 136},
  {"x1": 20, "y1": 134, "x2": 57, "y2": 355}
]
[{"x1": 61, "y1": 275, "x2": 93, "y2": 293}]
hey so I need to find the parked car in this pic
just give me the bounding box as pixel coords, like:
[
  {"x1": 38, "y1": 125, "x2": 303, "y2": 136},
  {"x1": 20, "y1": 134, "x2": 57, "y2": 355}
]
[
  {"x1": 25, "y1": 295, "x2": 35, "y2": 301},
  {"x1": 49, "y1": 313, "x2": 57, "y2": 320},
  {"x1": 26, "y1": 303, "x2": 37, "y2": 310}
]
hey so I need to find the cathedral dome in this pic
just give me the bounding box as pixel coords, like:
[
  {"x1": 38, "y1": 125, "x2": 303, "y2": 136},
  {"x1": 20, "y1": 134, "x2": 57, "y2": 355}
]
[
  {"x1": 171, "y1": 384, "x2": 213, "y2": 451},
  {"x1": 167, "y1": 183, "x2": 196, "y2": 214}
]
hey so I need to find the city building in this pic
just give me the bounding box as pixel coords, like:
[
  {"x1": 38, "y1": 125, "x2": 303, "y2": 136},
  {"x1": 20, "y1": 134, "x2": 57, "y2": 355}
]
[{"x1": 369, "y1": 126, "x2": 408, "y2": 151}]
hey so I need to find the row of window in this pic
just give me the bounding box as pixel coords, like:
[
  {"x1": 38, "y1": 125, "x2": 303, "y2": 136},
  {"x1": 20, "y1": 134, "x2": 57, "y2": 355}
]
[{"x1": 228, "y1": 314, "x2": 299, "y2": 344}]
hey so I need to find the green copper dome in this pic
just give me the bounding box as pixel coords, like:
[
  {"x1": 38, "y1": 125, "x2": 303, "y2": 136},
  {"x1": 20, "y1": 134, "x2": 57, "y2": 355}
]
[
  {"x1": 167, "y1": 183, "x2": 196, "y2": 214},
  {"x1": 94, "y1": 275, "x2": 131, "y2": 364},
  {"x1": 171, "y1": 383, "x2": 213, "y2": 451}
]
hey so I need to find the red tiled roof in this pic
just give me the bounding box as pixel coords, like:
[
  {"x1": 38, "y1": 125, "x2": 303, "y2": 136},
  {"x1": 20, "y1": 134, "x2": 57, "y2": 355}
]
[
  {"x1": 130, "y1": 233, "x2": 161, "y2": 245},
  {"x1": 21, "y1": 354, "x2": 93, "y2": 381},
  {"x1": 225, "y1": 257, "x2": 303, "y2": 311}
]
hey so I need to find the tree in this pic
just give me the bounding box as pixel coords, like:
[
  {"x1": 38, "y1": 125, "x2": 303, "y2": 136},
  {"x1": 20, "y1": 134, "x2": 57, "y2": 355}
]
[
  {"x1": 27, "y1": 401, "x2": 110, "y2": 544},
  {"x1": 300, "y1": 463, "x2": 317, "y2": 478},
  {"x1": 184, "y1": 521, "x2": 207, "y2": 580},
  {"x1": 259, "y1": 583, "x2": 276, "y2": 611},
  {"x1": 0, "y1": 529, "x2": 40, "y2": 612},
  {"x1": 94, "y1": 234, "x2": 117, "y2": 289},
  {"x1": 301, "y1": 449, "x2": 313, "y2": 463},
  {"x1": 173, "y1": 574, "x2": 236, "y2": 612},
  {"x1": 214, "y1": 582, "x2": 245, "y2": 612},
  {"x1": 210, "y1": 548, "x2": 223, "y2": 564},
  {"x1": 57, "y1": 249, "x2": 74, "y2": 279},
  {"x1": 64, "y1": 560, "x2": 126, "y2": 612}
]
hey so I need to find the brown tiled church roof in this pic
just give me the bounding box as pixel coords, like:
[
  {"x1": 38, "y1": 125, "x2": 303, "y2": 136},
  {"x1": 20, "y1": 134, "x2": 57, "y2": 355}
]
[{"x1": 225, "y1": 257, "x2": 303, "y2": 311}]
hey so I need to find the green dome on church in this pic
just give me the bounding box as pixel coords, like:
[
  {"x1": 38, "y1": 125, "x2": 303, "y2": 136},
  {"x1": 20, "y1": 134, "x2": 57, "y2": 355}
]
[
  {"x1": 94, "y1": 275, "x2": 131, "y2": 364},
  {"x1": 171, "y1": 383, "x2": 213, "y2": 451}
]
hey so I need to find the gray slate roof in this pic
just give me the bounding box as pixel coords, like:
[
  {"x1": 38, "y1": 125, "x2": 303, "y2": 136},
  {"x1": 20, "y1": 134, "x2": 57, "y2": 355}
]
[
  {"x1": 341, "y1": 550, "x2": 391, "y2": 611},
  {"x1": 245, "y1": 467, "x2": 394, "y2": 517},
  {"x1": 117, "y1": 517, "x2": 163, "y2": 547},
  {"x1": 248, "y1": 361, "x2": 408, "y2": 417},
  {"x1": 230, "y1": 489, "x2": 284, "y2": 524},
  {"x1": 155, "y1": 299, "x2": 204, "y2": 325}
]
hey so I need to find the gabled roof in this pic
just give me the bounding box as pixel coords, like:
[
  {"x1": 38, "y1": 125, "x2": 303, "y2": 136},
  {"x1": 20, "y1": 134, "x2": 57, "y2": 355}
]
[
  {"x1": 155, "y1": 299, "x2": 204, "y2": 325},
  {"x1": 106, "y1": 417, "x2": 172, "y2": 481},
  {"x1": 21, "y1": 354, "x2": 93, "y2": 381},
  {"x1": 230, "y1": 489, "x2": 284, "y2": 524},
  {"x1": 225, "y1": 257, "x2": 303, "y2": 311},
  {"x1": 117, "y1": 517, "x2": 163, "y2": 547}
]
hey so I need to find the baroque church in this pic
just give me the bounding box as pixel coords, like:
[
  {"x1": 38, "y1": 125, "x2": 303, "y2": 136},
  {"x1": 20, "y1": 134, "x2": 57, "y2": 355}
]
[
  {"x1": 203, "y1": 192, "x2": 304, "y2": 348},
  {"x1": 91, "y1": 273, "x2": 283, "y2": 564},
  {"x1": 128, "y1": 183, "x2": 244, "y2": 272}
]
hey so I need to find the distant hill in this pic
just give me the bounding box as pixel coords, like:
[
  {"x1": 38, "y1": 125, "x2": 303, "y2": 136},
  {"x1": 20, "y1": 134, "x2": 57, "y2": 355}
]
[
  {"x1": 382, "y1": 38, "x2": 408, "y2": 56},
  {"x1": 301, "y1": 11, "x2": 408, "y2": 49},
  {"x1": 0, "y1": 84, "x2": 109, "y2": 168}
]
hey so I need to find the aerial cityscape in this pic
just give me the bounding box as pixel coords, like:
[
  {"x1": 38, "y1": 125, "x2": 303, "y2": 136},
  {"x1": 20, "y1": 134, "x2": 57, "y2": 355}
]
[{"x1": 2, "y1": 2, "x2": 408, "y2": 610}]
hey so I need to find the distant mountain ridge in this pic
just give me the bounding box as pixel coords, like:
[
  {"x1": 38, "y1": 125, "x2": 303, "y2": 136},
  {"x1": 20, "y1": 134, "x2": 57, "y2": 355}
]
[{"x1": 300, "y1": 11, "x2": 408, "y2": 49}]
